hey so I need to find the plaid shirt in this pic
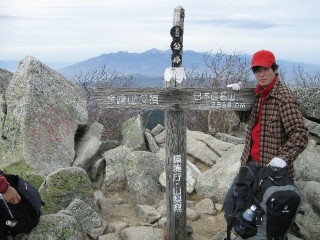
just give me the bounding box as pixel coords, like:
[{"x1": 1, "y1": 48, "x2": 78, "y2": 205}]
[{"x1": 240, "y1": 79, "x2": 309, "y2": 177}]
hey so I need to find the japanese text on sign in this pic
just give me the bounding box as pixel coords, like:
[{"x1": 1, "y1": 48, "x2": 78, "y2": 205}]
[
  {"x1": 172, "y1": 155, "x2": 182, "y2": 213},
  {"x1": 194, "y1": 91, "x2": 246, "y2": 109},
  {"x1": 105, "y1": 94, "x2": 159, "y2": 105},
  {"x1": 194, "y1": 91, "x2": 236, "y2": 101}
]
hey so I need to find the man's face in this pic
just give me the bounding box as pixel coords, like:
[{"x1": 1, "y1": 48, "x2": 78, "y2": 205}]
[{"x1": 252, "y1": 67, "x2": 278, "y2": 87}]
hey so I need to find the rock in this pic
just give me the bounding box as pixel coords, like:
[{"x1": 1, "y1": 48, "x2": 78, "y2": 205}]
[
  {"x1": 61, "y1": 198, "x2": 108, "y2": 239},
  {"x1": 99, "y1": 140, "x2": 120, "y2": 154},
  {"x1": 156, "y1": 204, "x2": 167, "y2": 217},
  {"x1": 108, "y1": 221, "x2": 129, "y2": 233},
  {"x1": 0, "y1": 67, "x2": 13, "y2": 94},
  {"x1": 293, "y1": 88, "x2": 320, "y2": 121},
  {"x1": 158, "y1": 160, "x2": 201, "y2": 194},
  {"x1": 119, "y1": 226, "x2": 165, "y2": 240},
  {"x1": 39, "y1": 167, "x2": 95, "y2": 214},
  {"x1": 195, "y1": 198, "x2": 217, "y2": 215},
  {"x1": 102, "y1": 146, "x2": 133, "y2": 191},
  {"x1": 125, "y1": 151, "x2": 163, "y2": 205},
  {"x1": 121, "y1": 114, "x2": 146, "y2": 151},
  {"x1": 2, "y1": 56, "x2": 88, "y2": 176},
  {"x1": 295, "y1": 181, "x2": 320, "y2": 240},
  {"x1": 304, "y1": 118, "x2": 320, "y2": 139},
  {"x1": 98, "y1": 232, "x2": 120, "y2": 240},
  {"x1": 214, "y1": 132, "x2": 245, "y2": 145},
  {"x1": 25, "y1": 213, "x2": 86, "y2": 240},
  {"x1": 195, "y1": 144, "x2": 242, "y2": 203},
  {"x1": 151, "y1": 124, "x2": 165, "y2": 136},
  {"x1": 73, "y1": 121, "x2": 103, "y2": 171},
  {"x1": 187, "y1": 208, "x2": 200, "y2": 221},
  {"x1": 90, "y1": 158, "x2": 106, "y2": 189},
  {"x1": 186, "y1": 130, "x2": 234, "y2": 166},
  {"x1": 144, "y1": 130, "x2": 160, "y2": 153},
  {"x1": 135, "y1": 205, "x2": 161, "y2": 224},
  {"x1": 94, "y1": 190, "x2": 114, "y2": 216},
  {"x1": 154, "y1": 130, "x2": 165, "y2": 145},
  {"x1": 295, "y1": 140, "x2": 320, "y2": 182}
]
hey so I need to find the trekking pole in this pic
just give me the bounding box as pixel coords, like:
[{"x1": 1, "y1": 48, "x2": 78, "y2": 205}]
[{"x1": 0, "y1": 193, "x2": 18, "y2": 227}]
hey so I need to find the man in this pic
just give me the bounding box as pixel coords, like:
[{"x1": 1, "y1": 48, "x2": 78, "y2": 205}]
[
  {"x1": 224, "y1": 49, "x2": 309, "y2": 239},
  {"x1": 239, "y1": 50, "x2": 308, "y2": 174}
]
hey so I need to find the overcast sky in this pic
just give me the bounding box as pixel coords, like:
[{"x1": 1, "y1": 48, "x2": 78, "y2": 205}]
[{"x1": 1, "y1": 0, "x2": 320, "y2": 66}]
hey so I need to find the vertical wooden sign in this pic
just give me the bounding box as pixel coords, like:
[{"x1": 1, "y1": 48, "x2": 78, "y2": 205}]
[{"x1": 165, "y1": 6, "x2": 187, "y2": 240}]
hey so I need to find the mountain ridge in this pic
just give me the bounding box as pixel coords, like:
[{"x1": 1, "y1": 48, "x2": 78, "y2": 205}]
[{"x1": 1, "y1": 49, "x2": 320, "y2": 87}]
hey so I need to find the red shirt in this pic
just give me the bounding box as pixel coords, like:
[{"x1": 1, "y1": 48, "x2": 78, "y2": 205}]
[{"x1": 250, "y1": 77, "x2": 278, "y2": 163}]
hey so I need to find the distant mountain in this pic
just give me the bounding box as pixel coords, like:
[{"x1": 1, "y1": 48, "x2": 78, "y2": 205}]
[
  {"x1": 1, "y1": 49, "x2": 320, "y2": 87},
  {"x1": 57, "y1": 48, "x2": 207, "y2": 80},
  {"x1": 56, "y1": 49, "x2": 320, "y2": 86}
]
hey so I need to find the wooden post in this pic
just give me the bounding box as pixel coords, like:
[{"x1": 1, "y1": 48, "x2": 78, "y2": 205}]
[{"x1": 165, "y1": 6, "x2": 186, "y2": 240}]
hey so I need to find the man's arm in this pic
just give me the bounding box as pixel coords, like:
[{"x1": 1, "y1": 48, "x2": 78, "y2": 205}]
[
  {"x1": 0, "y1": 174, "x2": 21, "y2": 205},
  {"x1": 277, "y1": 98, "x2": 309, "y2": 162}
]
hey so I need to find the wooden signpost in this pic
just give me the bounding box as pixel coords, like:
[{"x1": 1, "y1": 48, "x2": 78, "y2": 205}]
[{"x1": 90, "y1": 6, "x2": 255, "y2": 240}]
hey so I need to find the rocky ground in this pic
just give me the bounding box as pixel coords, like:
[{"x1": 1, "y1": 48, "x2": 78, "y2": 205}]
[{"x1": 100, "y1": 189, "x2": 227, "y2": 239}]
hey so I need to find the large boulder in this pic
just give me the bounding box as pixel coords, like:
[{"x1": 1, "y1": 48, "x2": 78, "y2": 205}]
[
  {"x1": 293, "y1": 88, "x2": 320, "y2": 121},
  {"x1": 39, "y1": 167, "x2": 95, "y2": 214},
  {"x1": 21, "y1": 214, "x2": 87, "y2": 240},
  {"x1": 121, "y1": 114, "x2": 146, "y2": 151},
  {"x1": 295, "y1": 181, "x2": 320, "y2": 240},
  {"x1": 304, "y1": 118, "x2": 320, "y2": 139},
  {"x1": 102, "y1": 146, "x2": 133, "y2": 191},
  {"x1": 61, "y1": 198, "x2": 108, "y2": 239},
  {"x1": 125, "y1": 151, "x2": 163, "y2": 205},
  {"x1": 1, "y1": 56, "x2": 88, "y2": 176},
  {"x1": 195, "y1": 144, "x2": 242, "y2": 203},
  {"x1": 73, "y1": 121, "x2": 104, "y2": 171},
  {"x1": 187, "y1": 130, "x2": 234, "y2": 166},
  {"x1": 295, "y1": 140, "x2": 320, "y2": 182}
]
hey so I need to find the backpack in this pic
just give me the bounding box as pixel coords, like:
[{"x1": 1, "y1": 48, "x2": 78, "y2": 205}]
[
  {"x1": 252, "y1": 166, "x2": 301, "y2": 240},
  {"x1": 224, "y1": 164, "x2": 300, "y2": 240},
  {"x1": 224, "y1": 161, "x2": 261, "y2": 240},
  {"x1": 0, "y1": 170, "x2": 44, "y2": 236}
]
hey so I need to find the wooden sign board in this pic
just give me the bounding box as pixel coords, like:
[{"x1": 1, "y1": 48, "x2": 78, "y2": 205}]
[{"x1": 90, "y1": 87, "x2": 255, "y2": 111}]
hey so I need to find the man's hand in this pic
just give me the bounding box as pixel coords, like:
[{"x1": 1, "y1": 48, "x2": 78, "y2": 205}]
[
  {"x1": 227, "y1": 82, "x2": 242, "y2": 91},
  {"x1": 269, "y1": 157, "x2": 287, "y2": 168},
  {"x1": 2, "y1": 186, "x2": 21, "y2": 205}
]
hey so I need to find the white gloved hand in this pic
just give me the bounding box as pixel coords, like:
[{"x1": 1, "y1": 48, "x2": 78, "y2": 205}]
[
  {"x1": 227, "y1": 82, "x2": 242, "y2": 91},
  {"x1": 269, "y1": 157, "x2": 287, "y2": 168}
]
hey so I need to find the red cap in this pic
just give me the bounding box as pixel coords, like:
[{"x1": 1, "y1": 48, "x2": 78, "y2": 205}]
[{"x1": 251, "y1": 50, "x2": 276, "y2": 68}]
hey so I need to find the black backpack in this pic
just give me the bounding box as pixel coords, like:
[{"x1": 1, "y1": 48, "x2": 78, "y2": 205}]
[
  {"x1": 224, "y1": 164, "x2": 301, "y2": 240},
  {"x1": 224, "y1": 162, "x2": 261, "y2": 240},
  {"x1": 252, "y1": 166, "x2": 301, "y2": 240},
  {"x1": 0, "y1": 170, "x2": 44, "y2": 237}
]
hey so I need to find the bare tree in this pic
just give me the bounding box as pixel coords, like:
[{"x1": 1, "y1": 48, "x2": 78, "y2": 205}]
[
  {"x1": 185, "y1": 49, "x2": 253, "y2": 134},
  {"x1": 72, "y1": 64, "x2": 138, "y2": 140},
  {"x1": 291, "y1": 63, "x2": 320, "y2": 88}
]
